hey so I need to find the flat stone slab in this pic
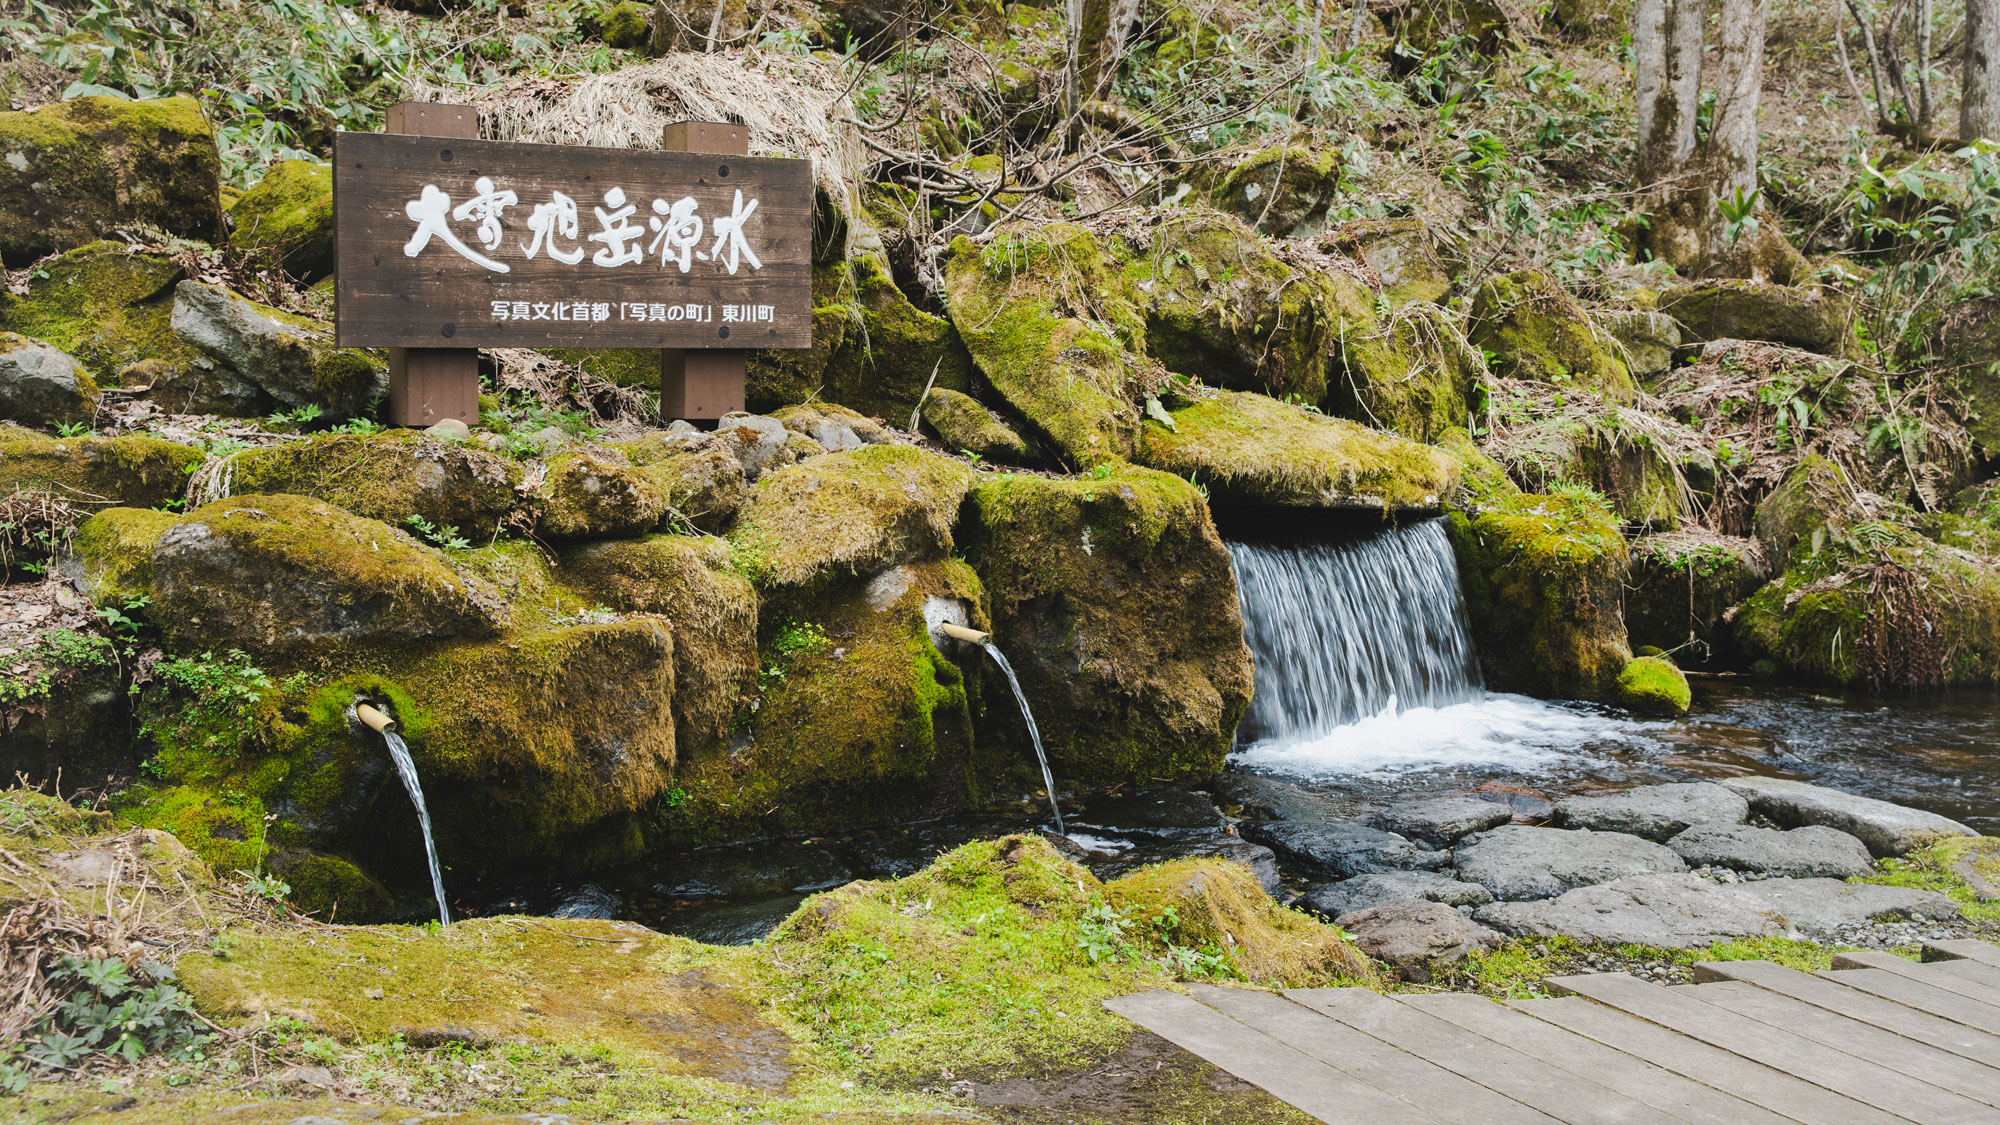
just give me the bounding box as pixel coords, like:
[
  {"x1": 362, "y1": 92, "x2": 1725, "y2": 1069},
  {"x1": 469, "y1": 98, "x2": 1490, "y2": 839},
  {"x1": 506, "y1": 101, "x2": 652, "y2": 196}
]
[
  {"x1": 1552, "y1": 782, "x2": 1748, "y2": 842},
  {"x1": 1729, "y1": 877, "x2": 1960, "y2": 935},
  {"x1": 1721, "y1": 777, "x2": 1976, "y2": 857},
  {"x1": 1336, "y1": 899, "x2": 1503, "y2": 982},
  {"x1": 1453, "y1": 825, "x2": 1687, "y2": 901},
  {"x1": 1475, "y1": 874, "x2": 1787, "y2": 947},
  {"x1": 1300, "y1": 870, "x2": 1494, "y2": 918},
  {"x1": 1240, "y1": 821, "x2": 1449, "y2": 881},
  {"x1": 1666, "y1": 823, "x2": 1875, "y2": 879},
  {"x1": 1370, "y1": 796, "x2": 1515, "y2": 849}
]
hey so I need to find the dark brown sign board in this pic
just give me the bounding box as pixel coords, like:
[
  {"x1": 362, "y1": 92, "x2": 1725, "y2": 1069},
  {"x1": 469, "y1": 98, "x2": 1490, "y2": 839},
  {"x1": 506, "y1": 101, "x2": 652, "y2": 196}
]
[{"x1": 333, "y1": 131, "x2": 813, "y2": 351}]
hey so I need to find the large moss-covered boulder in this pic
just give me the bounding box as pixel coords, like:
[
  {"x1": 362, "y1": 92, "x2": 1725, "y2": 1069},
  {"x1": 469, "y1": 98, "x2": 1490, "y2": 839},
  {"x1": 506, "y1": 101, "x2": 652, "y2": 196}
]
[
  {"x1": 922, "y1": 388, "x2": 1028, "y2": 462},
  {"x1": 1324, "y1": 218, "x2": 1458, "y2": 306},
  {"x1": 229, "y1": 159, "x2": 334, "y2": 280},
  {"x1": 664, "y1": 560, "x2": 981, "y2": 844},
  {"x1": 67, "y1": 506, "x2": 176, "y2": 604},
  {"x1": 0, "y1": 432, "x2": 201, "y2": 508},
  {"x1": 614, "y1": 430, "x2": 747, "y2": 533},
  {"x1": 818, "y1": 253, "x2": 977, "y2": 422},
  {"x1": 727, "y1": 444, "x2": 975, "y2": 588},
  {"x1": 1137, "y1": 387, "x2": 1456, "y2": 510},
  {"x1": 1659, "y1": 282, "x2": 1851, "y2": 355},
  {"x1": 960, "y1": 467, "x2": 1253, "y2": 785},
  {"x1": 535, "y1": 447, "x2": 671, "y2": 540},
  {"x1": 170, "y1": 281, "x2": 385, "y2": 418},
  {"x1": 0, "y1": 332, "x2": 97, "y2": 424},
  {"x1": 150, "y1": 494, "x2": 506, "y2": 660},
  {"x1": 0, "y1": 96, "x2": 222, "y2": 263},
  {"x1": 559, "y1": 534, "x2": 758, "y2": 756},
  {"x1": 0, "y1": 242, "x2": 215, "y2": 405},
  {"x1": 1469, "y1": 270, "x2": 1635, "y2": 401},
  {"x1": 1624, "y1": 531, "x2": 1767, "y2": 668},
  {"x1": 1205, "y1": 145, "x2": 1340, "y2": 236},
  {"x1": 1447, "y1": 489, "x2": 1632, "y2": 699},
  {"x1": 943, "y1": 226, "x2": 1145, "y2": 467},
  {"x1": 229, "y1": 432, "x2": 520, "y2": 532},
  {"x1": 1599, "y1": 308, "x2": 1682, "y2": 382},
  {"x1": 1937, "y1": 296, "x2": 2000, "y2": 458},
  {"x1": 1753, "y1": 455, "x2": 1860, "y2": 573}
]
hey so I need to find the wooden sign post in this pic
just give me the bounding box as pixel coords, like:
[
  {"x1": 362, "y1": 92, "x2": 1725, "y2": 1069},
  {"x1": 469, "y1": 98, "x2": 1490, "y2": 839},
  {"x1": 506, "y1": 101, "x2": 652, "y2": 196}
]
[{"x1": 334, "y1": 107, "x2": 811, "y2": 426}]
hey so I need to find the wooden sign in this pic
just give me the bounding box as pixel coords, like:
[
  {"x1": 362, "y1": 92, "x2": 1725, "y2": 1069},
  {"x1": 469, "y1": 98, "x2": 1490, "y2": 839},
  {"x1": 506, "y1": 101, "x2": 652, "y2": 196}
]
[{"x1": 332, "y1": 131, "x2": 812, "y2": 351}]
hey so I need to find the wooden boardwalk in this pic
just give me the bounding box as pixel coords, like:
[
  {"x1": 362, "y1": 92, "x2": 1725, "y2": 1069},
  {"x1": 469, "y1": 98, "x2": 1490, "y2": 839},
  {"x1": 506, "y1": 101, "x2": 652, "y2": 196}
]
[{"x1": 1106, "y1": 938, "x2": 2000, "y2": 1124}]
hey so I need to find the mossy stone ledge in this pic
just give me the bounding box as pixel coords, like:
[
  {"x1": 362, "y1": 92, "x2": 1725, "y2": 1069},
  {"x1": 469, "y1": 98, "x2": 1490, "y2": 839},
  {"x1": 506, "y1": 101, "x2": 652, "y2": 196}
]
[
  {"x1": 1138, "y1": 387, "x2": 1458, "y2": 510},
  {"x1": 228, "y1": 431, "x2": 521, "y2": 532},
  {"x1": 66, "y1": 506, "x2": 178, "y2": 604},
  {"x1": 1469, "y1": 269, "x2": 1636, "y2": 402},
  {"x1": 0, "y1": 240, "x2": 218, "y2": 408},
  {"x1": 228, "y1": 159, "x2": 334, "y2": 280},
  {"x1": 725, "y1": 443, "x2": 975, "y2": 589},
  {"x1": 921, "y1": 387, "x2": 1029, "y2": 461},
  {"x1": 0, "y1": 432, "x2": 203, "y2": 509},
  {"x1": 1659, "y1": 280, "x2": 1851, "y2": 356},
  {"x1": 535, "y1": 446, "x2": 672, "y2": 539}
]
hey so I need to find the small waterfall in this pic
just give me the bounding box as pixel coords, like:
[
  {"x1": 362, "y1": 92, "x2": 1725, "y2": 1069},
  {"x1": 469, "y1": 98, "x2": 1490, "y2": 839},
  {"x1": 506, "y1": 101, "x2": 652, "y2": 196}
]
[
  {"x1": 1229, "y1": 518, "x2": 1483, "y2": 746},
  {"x1": 380, "y1": 729, "x2": 451, "y2": 925},
  {"x1": 978, "y1": 643, "x2": 1066, "y2": 835}
]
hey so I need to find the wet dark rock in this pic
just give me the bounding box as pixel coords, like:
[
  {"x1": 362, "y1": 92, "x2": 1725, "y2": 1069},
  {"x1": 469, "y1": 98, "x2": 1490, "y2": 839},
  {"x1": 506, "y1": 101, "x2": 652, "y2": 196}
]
[
  {"x1": 1720, "y1": 777, "x2": 1978, "y2": 857},
  {"x1": 1217, "y1": 773, "x2": 1346, "y2": 823},
  {"x1": 651, "y1": 843, "x2": 854, "y2": 901},
  {"x1": 1336, "y1": 899, "x2": 1503, "y2": 982},
  {"x1": 1475, "y1": 873, "x2": 1785, "y2": 946},
  {"x1": 1452, "y1": 825, "x2": 1687, "y2": 901},
  {"x1": 1066, "y1": 787, "x2": 1225, "y2": 839},
  {"x1": 1238, "y1": 821, "x2": 1449, "y2": 881},
  {"x1": 1551, "y1": 782, "x2": 1749, "y2": 842},
  {"x1": 550, "y1": 884, "x2": 621, "y2": 920},
  {"x1": 1370, "y1": 796, "x2": 1514, "y2": 849},
  {"x1": 1300, "y1": 871, "x2": 1494, "y2": 918},
  {"x1": 1729, "y1": 877, "x2": 1960, "y2": 935},
  {"x1": 1666, "y1": 823, "x2": 1876, "y2": 879},
  {"x1": 1089, "y1": 836, "x2": 1282, "y2": 896}
]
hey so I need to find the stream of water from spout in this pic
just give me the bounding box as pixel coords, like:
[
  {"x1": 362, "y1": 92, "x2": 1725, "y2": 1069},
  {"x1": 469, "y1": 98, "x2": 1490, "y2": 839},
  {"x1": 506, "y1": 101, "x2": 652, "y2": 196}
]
[
  {"x1": 380, "y1": 729, "x2": 451, "y2": 925},
  {"x1": 978, "y1": 642, "x2": 1066, "y2": 835}
]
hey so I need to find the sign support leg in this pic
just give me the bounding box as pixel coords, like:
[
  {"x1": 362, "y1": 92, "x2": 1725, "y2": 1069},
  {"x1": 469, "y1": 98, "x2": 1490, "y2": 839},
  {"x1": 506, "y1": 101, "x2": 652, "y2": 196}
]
[
  {"x1": 384, "y1": 101, "x2": 481, "y2": 429},
  {"x1": 660, "y1": 121, "x2": 749, "y2": 426}
]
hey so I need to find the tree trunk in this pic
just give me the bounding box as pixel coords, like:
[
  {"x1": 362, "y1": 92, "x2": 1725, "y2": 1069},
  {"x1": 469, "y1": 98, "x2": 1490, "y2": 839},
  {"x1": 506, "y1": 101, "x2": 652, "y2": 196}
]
[
  {"x1": 1666, "y1": 0, "x2": 1706, "y2": 173},
  {"x1": 1709, "y1": 0, "x2": 1764, "y2": 209},
  {"x1": 1634, "y1": 0, "x2": 1669, "y2": 184},
  {"x1": 1635, "y1": 0, "x2": 1704, "y2": 189},
  {"x1": 1968, "y1": 0, "x2": 2000, "y2": 141}
]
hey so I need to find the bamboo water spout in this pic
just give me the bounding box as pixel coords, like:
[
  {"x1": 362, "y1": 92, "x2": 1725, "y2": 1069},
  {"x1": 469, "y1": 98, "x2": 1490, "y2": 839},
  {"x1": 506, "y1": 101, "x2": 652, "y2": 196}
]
[
  {"x1": 356, "y1": 698, "x2": 450, "y2": 925},
  {"x1": 356, "y1": 702, "x2": 398, "y2": 734}
]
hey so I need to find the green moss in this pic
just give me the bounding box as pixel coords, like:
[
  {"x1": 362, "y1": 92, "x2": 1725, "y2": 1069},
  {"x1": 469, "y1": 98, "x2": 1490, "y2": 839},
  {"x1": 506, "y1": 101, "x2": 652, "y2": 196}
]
[
  {"x1": 228, "y1": 159, "x2": 332, "y2": 279},
  {"x1": 0, "y1": 95, "x2": 222, "y2": 262},
  {"x1": 1437, "y1": 426, "x2": 1519, "y2": 506},
  {"x1": 613, "y1": 432, "x2": 746, "y2": 532},
  {"x1": 228, "y1": 431, "x2": 521, "y2": 531},
  {"x1": 819, "y1": 253, "x2": 976, "y2": 421},
  {"x1": 1325, "y1": 218, "x2": 1458, "y2": 306},
  {"x1": 1447, "y1": 488, "x2": 1632, "y2": 698},
  {"x1": 1624, "y1": 531, "x2": 1766, "y2": 667},
  {"x1": 1138, "y1": 386, "x2": 1457, "y2": 510},
  {"x1": 0, "y1": 241, "x2": 204, "y2": 388},
  {"x1": 1752, "y1": 454, "x2": 1856, "y2": 572},
  {"x1": 960, "y1": 467, "x2": 1253, "y2": 787},
  {"x1": 1859, "y1": 837, "x2": 2000, "y2": 926},
  {"x1": 545, "y1": 347, "x2": 663, "y2": 389},
  {"x1": 598, "y1": 0, "x2": 652, "y2": 48},
  {"x1": 1612, "y1": 655, "x2": 1691, "y2": 716},
  {"x1": 70, "y1": 505, "x2": 177, "y2": 604},
  {"x1": 1469, "y1": 269, "x2": 1635, "y2": 402},
  {"x1": 1208, "y1": 145, "x2": 1340, "y2": 236},
  {"x1": 1658, "y1": 280, "x2": 1851, "y2": 354},
  {"x1": 725, "y1": 444, "x2": 975, "y2": 589},
  {"x1": 535, "y1": 447, "x2": 670, "y2": 539},
  {"x1": 921, "y1": 387, "x2": 1027, "y2": 461},
  {"x1": 0, "y1": 433, "x2": 202, "y2": 508},
  {"x1": 1106, "y1": 858, "x2": 1379, "y2": 987}
]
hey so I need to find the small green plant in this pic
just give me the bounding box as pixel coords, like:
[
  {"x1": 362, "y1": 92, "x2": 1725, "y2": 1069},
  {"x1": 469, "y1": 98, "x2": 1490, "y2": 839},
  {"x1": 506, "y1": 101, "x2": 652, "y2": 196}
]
[
  {"x1": 54, "y1": 421, "x2": 90, "y2": 438},
  {"x1": 759, "y1": 620, "x2": 831, "y2": 691},
  {"x1": 331, "y1": 415, "x2": 385, "y2": 436},
  {"x1": 16, "y1": 956, "x2": 208, "y2": 1072},
  {"x1": 405, "y1": 514, "x2": 471, "y2": 550},
  {"x1": 264, "y1": 403, "x2": 324, "y2": 430},
  {"x1": 238, "y1": 869, "x2": 291, "y2": 903},
  {"x1": 141, "y1": 649, "x2": 272, "y2": 756},
  {"x1": 1076, "y1": 900, "x2": 1134, "y2": 964}
]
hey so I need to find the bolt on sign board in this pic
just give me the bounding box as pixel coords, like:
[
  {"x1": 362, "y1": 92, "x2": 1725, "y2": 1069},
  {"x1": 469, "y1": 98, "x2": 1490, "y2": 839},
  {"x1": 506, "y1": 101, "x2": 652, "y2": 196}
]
[{"x1": 332, "y1": 132, "x2": 813, "y2": 351}]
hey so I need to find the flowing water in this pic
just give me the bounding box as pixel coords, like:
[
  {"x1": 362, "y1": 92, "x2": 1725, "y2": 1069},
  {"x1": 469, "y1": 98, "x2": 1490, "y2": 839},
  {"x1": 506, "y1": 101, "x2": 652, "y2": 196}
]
[
  {"x1": 980, "y1": 642, "x2": 1065, "y2": 836},
  {"x1": 380, "y1": 729, "x2": 451, "y2": 925}
]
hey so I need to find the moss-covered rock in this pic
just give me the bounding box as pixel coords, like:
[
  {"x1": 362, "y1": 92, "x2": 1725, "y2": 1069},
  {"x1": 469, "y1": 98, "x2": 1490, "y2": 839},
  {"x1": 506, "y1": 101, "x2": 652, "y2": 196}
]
[
  {"x1": 0, "y1": 433, "x2": 202, "y2": 508},
  {"x1": 228, "y1": 431, "x2": 520, "y2": 532},
  {"x1": 614, "y1": 431, "x2": 747, "y2": 533},
  {"x1": 960, "y1": 467, "x2": 1253, "y2": 786},
  {"x1": 597, "y1": 0, "x2": 652, "y2": 47},
  {"x1": 1612, "y1": 654, "x2": 1692, "y2": 716},
  {"x1": 1599, "y1": 308, "x2": 1682, "y2": 382},
  {"x1": 1206, "y1": 144, "x2": 1340, "y2": 237},
  {"x1": 943, "y1": 226, "x2": 1145, "y2": 467},
  {"x1": 726, "y1": 444, "x2": 975, "y2": 588},
  {"x1": 1659, "y1": 281, "x2": 1851, "y2": 355},
  {"x1": 0, "y1": 96, "x2": 222, "y2": 263},
  {"x1": 922, "y1": 387, "x2": 1028, "y2": 461},
  {"x1": 67, "y1": 506, "x2": 176, "y2": 604},
  {"x1": 1752, "y1": 455, "x2": 1860, "y2": 573},
  {"x1": 151, "y1": 494, "x2": 506, "y2": 661},
  {"x1": 819, "y1": 253, "x2": 977, "y2": 422},
  {"x1": 1469, "y1": 270, "x2": 1635, "y2": 401},
  {"x1": 535, "y1": 447, "x2": 671, "y2": 540},
  {"x1": 1107, "y1": 857, "x2": 1377, "y2": 985},
  {"x1": 665, "y1": 560, "x2": 981, "y2": 843},
  {"x1": 0, "y1": 241, "x2": 217, "y2": 406},
  {"x1": 1325, "y1": 218, "x2": 1459, "y2": 306},
  {"x1": 1935, "y1": 296, "x2": 2000, "y2": 458},
  {"x1": 1447, "y1": 489, "x2": 1632, "y2": 699},
  {"x1": 1487, "y1": 414, "x2": 1697, "y2": 530},
  {"x1": 770, "y1": 401, "x2": 890, "y2": 450},
  {"x1": 1137, "y1": 387, "x2": 1457, "y2": 510},
  {"x1": 1437, "y1": 426, "x2": 1520, "y2": 506},
  {"x1": 0, "y1": 331, "x2": 97, "y2": 424},
  {"x1": 0, "y1": 627, "x2": 132, "y2": 787},
  {"x1": 228, "y1": 159, "x2": 333, "y2": 280},
  {"x1": 1624, "y1": 531, "x2": 1767, "y2": 668},
  {"x1": 170, "y1": 281, "x2": 386, "y2": 418},
  {"x1": 559, "y1": 534, "x2": 758, "y2": 756}
]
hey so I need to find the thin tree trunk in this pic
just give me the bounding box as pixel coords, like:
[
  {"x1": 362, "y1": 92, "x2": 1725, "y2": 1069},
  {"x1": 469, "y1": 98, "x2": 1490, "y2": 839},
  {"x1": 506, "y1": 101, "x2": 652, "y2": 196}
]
[
  {"x1": 1345, "y1": 0, "x2": 1371, "y2": 53},
  {"x1": 1915, "y1": 0, "x2": 1933, "y2": 127},
  {"x1": 1709, "y1": 0, "x2": 1764, "y2": 207},
  {"x1": 1635, "y1": 0, "x2": 1670, "y2": 186},
  {"x1": 1637, "y1": 0, "x2": 1705, "y2": 188},
  {"x1": 1967, "y1": 0, "x2": 2000, "y2": 140},
  {"x1": 1666, "y1": 0, "x2": 1706, "y2": 172}
]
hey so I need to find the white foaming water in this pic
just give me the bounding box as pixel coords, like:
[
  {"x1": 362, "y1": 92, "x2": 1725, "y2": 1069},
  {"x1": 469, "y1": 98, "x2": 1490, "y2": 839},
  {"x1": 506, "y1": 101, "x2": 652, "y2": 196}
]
[
  {"x1": 1233, "y1": 693, "x2": 1654, "y2": 779},
  {"x1": 381, "y1": 729, "x2": 451, "y2": 925}
]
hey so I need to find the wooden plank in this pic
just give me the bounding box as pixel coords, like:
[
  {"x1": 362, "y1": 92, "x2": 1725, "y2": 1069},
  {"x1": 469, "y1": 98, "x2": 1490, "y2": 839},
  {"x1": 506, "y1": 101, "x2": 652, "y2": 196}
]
[
  {"x1": 1921, "y1": 958, "x2": 2000, "y2": 992},
  {"x1": 1814, "y1": 968, "x2": 2000, "y2": 1036},
  {"x1": 1282, "y1": 988, "x2": 1686, "y2": 1125},
  {"x1": 1681, "y1": 980, "x2": 2000, "y2": 1109},
  {"x1": 1696, "y1": 960, "x2": 2000, "y2": 1068},
  {"x1": 1922, "y1": 939, "x2": 2000, "y2": 969},
  {"x1": 1832, "y1": 952, "x2": 2000, "y2": 1008},
  {"x1": 1549, "y1": 974, "x2": 1987, "y2": 1125},
  {"x1": 1188, "y1": 986, "x2": 1560, "y2": 1125},
  {"x1": 387, "y1": 346, "x2": 478, "y2": 429},
  {"x1": 1403, "y1": 993, "x2": 1793, "y2": 1125},
  {"x1": 1512, "y1": 996, "x2": 1910, "y2": 1125},
  {"x1": 1103, "y1": 991, "x2": 1445, "y2": 1124}
]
